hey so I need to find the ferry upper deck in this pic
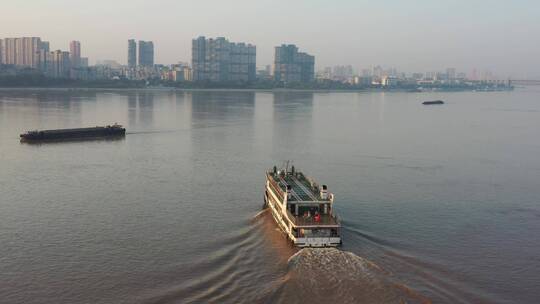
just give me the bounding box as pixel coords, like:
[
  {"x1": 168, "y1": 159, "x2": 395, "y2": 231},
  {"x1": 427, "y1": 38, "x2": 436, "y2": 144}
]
[{"x1": 266, "y1": 168, "x2": 331, "y2": 203}]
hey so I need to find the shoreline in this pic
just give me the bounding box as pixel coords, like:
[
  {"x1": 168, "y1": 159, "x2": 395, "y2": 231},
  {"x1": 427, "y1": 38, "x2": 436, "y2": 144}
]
[{"x1": 0, "y1": 87, "x2": 515, "y2": 93}]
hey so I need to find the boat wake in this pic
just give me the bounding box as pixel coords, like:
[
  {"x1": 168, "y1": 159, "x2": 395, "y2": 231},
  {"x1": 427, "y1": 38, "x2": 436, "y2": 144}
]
[
  {"x1": 251, "y1": 208, "x2": 269, "y2": 220},
  {"x1": 126, "y1": 130, "x2": 179, "y2": 135},
  {"x1": 267, "y1": 248, "x2": 431, "y2": 304},
  {"x1": 140, "y1": 212, "x2": 431, "y2": 304}
]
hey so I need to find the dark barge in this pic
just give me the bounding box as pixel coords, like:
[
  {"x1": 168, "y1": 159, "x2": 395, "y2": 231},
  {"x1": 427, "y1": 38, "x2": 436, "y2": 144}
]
[
  {"x1": 20, "y1": 124, "x2": 126, "y2": 142},
  {"x1": 422, "y1": 100, "x2": 445, "y2": 105}
]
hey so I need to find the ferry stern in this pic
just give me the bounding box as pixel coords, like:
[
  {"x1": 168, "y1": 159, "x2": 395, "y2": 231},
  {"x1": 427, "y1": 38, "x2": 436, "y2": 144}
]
[{"x1": 264, "y1": 165, "x2": 341, "y2": 247}]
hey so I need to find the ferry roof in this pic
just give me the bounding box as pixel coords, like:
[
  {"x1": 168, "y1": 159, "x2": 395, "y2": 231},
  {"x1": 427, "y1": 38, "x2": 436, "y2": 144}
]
[{"x1": 267, "y1": 170, "x2": 330, "y2": 202}]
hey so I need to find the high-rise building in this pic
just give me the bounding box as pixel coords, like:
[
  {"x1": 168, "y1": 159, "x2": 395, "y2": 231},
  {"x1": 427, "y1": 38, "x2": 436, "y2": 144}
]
[
  {"x1": 1, "y1": 37, "x2": 42, "y2": 68},
  {"x1": 47, "y1": 50, "x2": 71, "y2": 78},
  {"x1": 40, "y1": 41, "x2": 50, "y2": 53},
  {"x1": 0, "y1": 39, "x2": 3, "y2": 65},
  {"x1": 128, "y1": 39, "x2": 137, "y2": 68},
  {"x1": 230, "y1": 42, "x2": 256, "y2": 82},
  {"x1": 69, "y1": 41, "x2": 81, "y2": 68},
  {"x1": 18, "y1": 37, "x2": 41, "y2": 68},
  {"x1": 274, "y1": 44, "x2": 314, "y2": 83},
  {"x1": 191, "y1": 36, "x2": 209, "y2": 81},
  {"x1": 37, "y1": 41, "x2": 50, "y2": 72},
  {"x1": 138, "y1": 41, "x2": 154, "y2": 67},
  {"x1": 192, "y1": 36, "x2": 256, "y2": 82},
  {"x1": 2, "y1": 38, "x2": 16, "y2": 65}
]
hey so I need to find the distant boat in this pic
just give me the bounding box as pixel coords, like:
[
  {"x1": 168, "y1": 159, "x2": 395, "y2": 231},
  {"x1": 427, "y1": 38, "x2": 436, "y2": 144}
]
[
  {"x1": 422, "y1": 100, "x2": 444, "y2": 105},
  {"x1": 20, "y1": 124, "x2": 125, "y2": 142}
]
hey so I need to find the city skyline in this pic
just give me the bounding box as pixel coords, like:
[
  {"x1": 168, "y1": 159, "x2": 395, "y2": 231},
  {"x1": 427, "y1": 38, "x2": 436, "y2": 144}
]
[
  {"x1": 0, "y1": 34, "x2": 522, "y2": 81},
  {"x1": 1, "y1": 0, "x2": 539, "y2": 78},
  {"x1": 0, "y1": 35, "x2": 518, "y2": 84}
]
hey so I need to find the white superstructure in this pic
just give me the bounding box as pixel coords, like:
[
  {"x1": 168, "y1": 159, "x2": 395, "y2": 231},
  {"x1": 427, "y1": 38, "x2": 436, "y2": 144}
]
[{"x1": 264, "y1": 165, "x2": 341, "y2": 247}]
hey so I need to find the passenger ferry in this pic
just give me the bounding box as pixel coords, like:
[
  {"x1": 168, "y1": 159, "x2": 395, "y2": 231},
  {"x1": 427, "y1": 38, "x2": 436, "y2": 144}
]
[{"x1": 264, "y1": 165, "x2": 341, "y2": 247}]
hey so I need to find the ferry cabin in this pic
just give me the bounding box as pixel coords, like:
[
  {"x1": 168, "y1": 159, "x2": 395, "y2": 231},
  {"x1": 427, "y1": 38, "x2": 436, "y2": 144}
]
[{"x1": 264, "y1": 166, "x2": 341, "y2": 247}]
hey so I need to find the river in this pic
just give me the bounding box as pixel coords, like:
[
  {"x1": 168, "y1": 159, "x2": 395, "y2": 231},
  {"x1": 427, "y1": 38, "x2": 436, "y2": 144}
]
[{"x1": 1, "y1": 88, "x2": 539, "y2": 303}]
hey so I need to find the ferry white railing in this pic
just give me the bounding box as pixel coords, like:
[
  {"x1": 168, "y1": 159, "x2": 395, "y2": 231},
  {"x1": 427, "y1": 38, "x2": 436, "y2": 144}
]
[{"x1": 286, "y1": 210, "x2": 339, "y2": 227}]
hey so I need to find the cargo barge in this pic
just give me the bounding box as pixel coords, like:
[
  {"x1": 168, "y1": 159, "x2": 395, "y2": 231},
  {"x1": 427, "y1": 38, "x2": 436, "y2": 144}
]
[
  {"x1": 20, "y1": 124, "x2": 125, "y2": 142},
  {"x1": 422, "y1": 100, "x2": 445, "y2": 105},
  {"x1": 264, "y1": 164, "x2": 341, "y2": 247}
]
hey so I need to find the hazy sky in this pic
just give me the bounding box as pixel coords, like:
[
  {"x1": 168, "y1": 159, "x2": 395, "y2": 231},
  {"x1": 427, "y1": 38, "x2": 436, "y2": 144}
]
[{"x1": 1, "y1": 0, "x2": 539, "y2": 78}]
